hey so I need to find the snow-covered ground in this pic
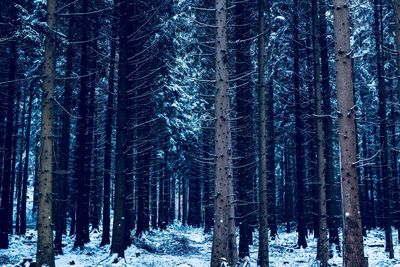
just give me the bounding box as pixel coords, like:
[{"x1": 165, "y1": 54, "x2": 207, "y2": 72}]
[{"x1": 1, "y1": 225, "x2": 400, "y2": 266}]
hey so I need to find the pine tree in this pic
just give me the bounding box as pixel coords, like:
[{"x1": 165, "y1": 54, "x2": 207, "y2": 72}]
[
  {"x1": 257, "y1": 0, "x2": 269, "y2": 266},
  {"x1": 36, "y1": 0, "x2": 57, "y2": 265},
  {"x1": 332, "y1": 0, "x2": 366, "y2": 266},
  {"x1": 293, "y1": 0, "x2": 307, "y2": 249},
  {"x1": 312, "y1": 0, "x2": 328, "y2": 265},
  {"x1": 111, "y1": 0, "x2": 129, "y2": 258},
  {"x1": 211, "y1": 0, "x2": 237, "y2": 265}
]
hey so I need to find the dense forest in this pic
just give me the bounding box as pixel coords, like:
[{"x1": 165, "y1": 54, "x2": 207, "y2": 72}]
[{"x1": 0, "y1": 0, "x2": 400, "y2": 266}]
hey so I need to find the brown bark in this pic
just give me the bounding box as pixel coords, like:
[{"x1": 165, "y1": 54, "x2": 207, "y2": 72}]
[
  {"x1": 332, "y1": 1, "x2": 366, "y2": 266},
  {"x1": 210, "y1": 0, "x2": 237, "y2": 265},
  {"x1": 36, "y1": 0, "x2": 57, "y2": 265}
]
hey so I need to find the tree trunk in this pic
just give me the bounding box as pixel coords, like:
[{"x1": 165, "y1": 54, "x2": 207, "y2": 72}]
[
  {"x1": 15, "y1": 91, "x2": 27, "y2": 235},
  {"x1": 319, "y1": 0, "x2": 340, "y2": 249},
  {"x1": 0, "y1": 6, "x2": 17, "y2": 247},
  {"x1": 313, "y1": 0, "x2": 328, "y2": 265},
  {"x1": 36, "y1": 0, "x2": 57, "y2": 265},
  {"x1": 293, "y1": 0, "x2": 307, "y2": 249},
  {"x1": 234, "y1": 0, "x2": 256, "y2": 258},
  {"x1": 20, "y1": 85, "x2": 34, "y2": 235},
  {"x1": 211, "y1": 0, "x2": 237, "y2": 265},
  {"x1": 257, "y1": 0, "x2": 269, "y2": 266},
  {"x1": 393, "y1": 0, "x2": 400, "y2": 103},
  {"x1": 392, "y1": 0, "x2": 400, "y2": 242},
  {"x1": 332, "y1": 1, "x2": 366, "y2": 266},
  {"x1": 373, "y1": 0, "x2": 394, "y2": 258},
  {"x1": 111, "y1": 0, "x2": 129, "y2": 257},
  {"x1": 54, "y1": 2, "x2": 74, "y2": 254},
  {"x1": 73, "y1": 0, "x2": 91, "y2": 248},
  {"x1": 188, "y1": 158, "x2": 201, "y2": 227},
  {"x1": 100, "y1": 28, "x2": 116, "y2": 245}
]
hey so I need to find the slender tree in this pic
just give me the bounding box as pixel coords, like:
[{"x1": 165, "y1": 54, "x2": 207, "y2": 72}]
[
  {"x1": 373, "y1": 0, "x2": 394, "y2": 258},
  {"x1": 73, "y1": 0, "x2": 91, "y2": 248},
  {"x1": 36, "y1": 0, "x2": 57, "y2": 265},
  {"x1": 293, "y1": 0, "x2": 307, "y2": 249},
  {"x1": 258, "y1": 0, "x2": 269, "y2": 266},
  {"x1": 234, "y1": 0, "x2": 256, "y2": 258},
  {"x1": 54, "y1": 1, "x2": 74, "y2": 254},
  {"x1": 211, "y1": 0, "x2": 237, "y2": 265},
  {"x1": 20, "y1": 85, "x2": 34, "y2": 235},
  {"x1": 332, "y1": 0, "x2": 366, "y2": 266},
  {"x1": 392, "y1": 0, "x2": 400, "y2": 242},
  {"x1": 319, "y1": 0, "x2": 340, "y2": 249},
  {"x1": 312, "y1": 0, "x2": 328, "y2": 265},
  {"x1": 111, "y1": 0, "x2": 129, "y2": 258},
  {"x1": 0, "y1": 1, "x2": 17, "y2": 249},
  {"x1": 101, "y1": 1, "x2": 117, "y2": 246}
]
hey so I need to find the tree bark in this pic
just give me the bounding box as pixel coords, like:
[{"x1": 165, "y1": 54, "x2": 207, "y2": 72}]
[
  {"x1": 36, "y1": 0, "x2": 57, "y2": 265},
  {"x1": 0, "y1": 3, "x2": 17, "y2": 248},
  {"x1": 54, "y1": 1, "x2": 74, "y2": 254},
  {"x1": 332, "y1": 1, "x2": 366, "y2": 266},
  {"x1": 73, "y1": 0, "x2": 91, "y2": 248},
  {"x1": 211, "y1": 0, "x2": 237, "y2": 265},
  {"x1": 312, "y1": 0, "x2": 328, "y2": 265},
  {"x1": 319, "y1": 0, "x2": 340, "y2": 249},
  {"x1": 20, "y1": 85, "x2": 34, "y2": 235},
  {"x1": 111, "y1": 0, "x2": 129, "y2": 257},
  {"x1": 234, "y1": 0, "x2": 256, "y2": 258},
  {"x1": 15, "y1": 91, "x2": 27, "y2": 235},
  {"x1": 101, "y1": 8, "x2": 116, "y2": 245},
  {"x1": 257, "y1": 0, "x2": 269, "y2": 266},
  {"x1": 392, "y1": 0, "x2": 400, "y2": 245},
  {"x1": 373, "y1": 0, "x2": 394, "y2": 258},
  {"x1": 293, "y1": 0, "x2": 307, "y2": 249}
]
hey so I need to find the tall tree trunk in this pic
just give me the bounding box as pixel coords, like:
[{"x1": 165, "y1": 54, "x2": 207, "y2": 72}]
[
  {"x1": 111, "y1": 0, "x2": 129, "y2": 257},
  {"x1": 211, "y1": 0, "x2": 237, "y2": 265},
  {"x1": 319, "y1": 0, "x2": 340, "y2": 249},
  {"x1": 74, "y1": 0, "x2": 90, "y2": 248},
  {"x1": 88, "y1": 13, "x2": 100, "y2": 232},
  {"x1": 36, "y1": 0, "x2": 57, "y2": 265},
  {"x1": 0, "y1": 5, "x2": 17, "y2": 247},
  {"x1": 15, "y1": 91, "x2": 27, "y2": 235},
  {"x1": 100, "y1": 14, "x2": 116, "y2": 245},
  {"x1": 234, "y1": 0, "x2": 256, "y2": 258},
  {"x1": 332, "y1": 1, "x2": 366, "y2": 266},
  {"x1": 54, "y1": 2, "x2": 74, "y2": 254},
  {"x1": 20, "y1": 85, "x2": 34, "y2": 235},
  {"x1": 257, "y1": 0, "x2": 269, "y2": 266},
  {"x1": 373, "y1": 0, "x2": 394, "y2": 258},
  {"x1": 313, "y1": 0, "x2": 328, "y2": 265},
  {"x1": 392, "y1": 0, "x2": 400, "y2": 244},
  {"x1": 293, "y1": 0, "x2": 307, "y2": 249},
  {"x1": 393, "y1": 0, "x2": 400, "y2": 103}
]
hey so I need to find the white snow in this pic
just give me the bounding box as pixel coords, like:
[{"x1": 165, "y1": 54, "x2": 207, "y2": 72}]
[{"x1": 1, "y1": 225, "x2": 400, "y2": 266}]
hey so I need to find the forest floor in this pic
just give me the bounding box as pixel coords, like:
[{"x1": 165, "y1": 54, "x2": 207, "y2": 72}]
[{"x1": 1, "y1": 225, "x2": 400, "y2": 266}]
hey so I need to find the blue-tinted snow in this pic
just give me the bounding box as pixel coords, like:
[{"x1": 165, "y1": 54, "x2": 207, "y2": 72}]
[{"x1": 1, "y1": 226, "x2": 400, "y2": 266}]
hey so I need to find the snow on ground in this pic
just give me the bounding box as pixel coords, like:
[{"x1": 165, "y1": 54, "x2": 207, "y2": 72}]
[{"x1": 1, "y1": 225, "x2": 400, "y2": 266}]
